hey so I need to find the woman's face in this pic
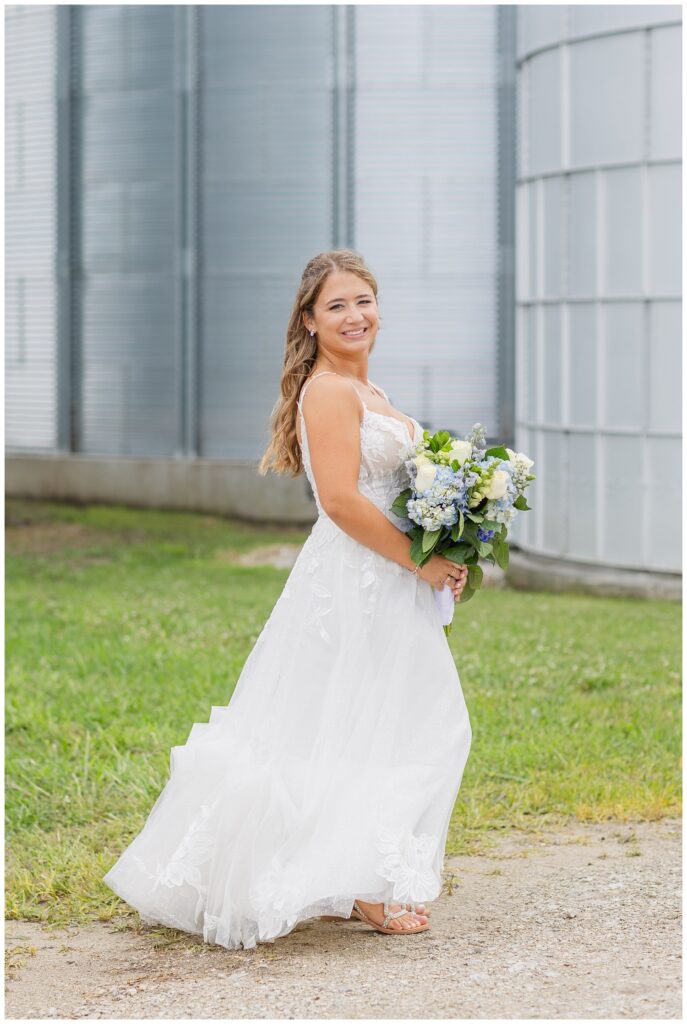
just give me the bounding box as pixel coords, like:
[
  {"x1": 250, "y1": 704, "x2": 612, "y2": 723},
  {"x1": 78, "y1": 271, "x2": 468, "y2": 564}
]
[{"x1": 303, "y1": 270, "x2": 379, "y2": 355}]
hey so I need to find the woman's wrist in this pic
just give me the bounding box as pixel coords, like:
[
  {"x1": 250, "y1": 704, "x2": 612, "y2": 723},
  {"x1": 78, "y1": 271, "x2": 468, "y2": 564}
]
[{"x1": 406, "y1": 555, "x2": 423, "y2": 576}]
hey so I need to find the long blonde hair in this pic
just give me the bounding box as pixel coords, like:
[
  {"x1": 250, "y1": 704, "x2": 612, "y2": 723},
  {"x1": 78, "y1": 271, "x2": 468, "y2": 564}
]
[{"x1": 258, "y1": 249, "x2": 379, "y2": 477}]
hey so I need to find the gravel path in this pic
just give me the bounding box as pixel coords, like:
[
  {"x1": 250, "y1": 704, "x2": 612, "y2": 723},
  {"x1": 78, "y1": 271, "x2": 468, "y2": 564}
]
[{"x1": 5, "y1": 818, "x2": 681, "y2": 1019}]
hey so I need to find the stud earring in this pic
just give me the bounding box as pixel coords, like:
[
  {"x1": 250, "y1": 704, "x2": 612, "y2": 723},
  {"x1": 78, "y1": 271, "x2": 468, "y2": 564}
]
[{"x1": 309, "y1": 330, "x2": 315, "y2": 337}]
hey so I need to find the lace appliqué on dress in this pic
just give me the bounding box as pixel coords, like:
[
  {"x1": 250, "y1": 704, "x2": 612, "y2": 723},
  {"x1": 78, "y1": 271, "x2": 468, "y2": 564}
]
[
  {"x1": 292, "y1": 401, "x2": 421, "y2": 631},
  {"x1": 376, "y1": 823, "x2": 442, "y2": 903},
  {"x1": 145, "y1": 798, "x2": 220, "y2": 913}
]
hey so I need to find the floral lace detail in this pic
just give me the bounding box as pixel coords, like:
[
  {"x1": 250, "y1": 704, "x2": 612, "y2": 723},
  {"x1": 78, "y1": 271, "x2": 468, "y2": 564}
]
[
  {"x1": 150, "y1": 798, "x2": 219, "y2": 893},
  {"x1": 284, "y1": 516, "x2": 342, "y2": 642},
  {"x1": 291, "y1": 382, "x2": 422, "y2": 632},
  {"x1": 248, "y1": 857, "x2": 307, "y2": 936},
  {"x1": 376, "y1": 823, "x2": 442, "y2": 903}
]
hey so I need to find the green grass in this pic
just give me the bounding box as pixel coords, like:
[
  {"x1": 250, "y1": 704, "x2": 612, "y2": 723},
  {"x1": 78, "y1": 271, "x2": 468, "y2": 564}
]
[{"x1": 5, "y1": 497, "x2": 681, "y2": 927}]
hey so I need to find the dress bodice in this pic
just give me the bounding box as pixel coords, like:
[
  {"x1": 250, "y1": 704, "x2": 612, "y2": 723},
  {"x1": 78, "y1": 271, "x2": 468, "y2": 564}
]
[{"x1": 297, "y1": 371, "x2": 422, "y2": 529}]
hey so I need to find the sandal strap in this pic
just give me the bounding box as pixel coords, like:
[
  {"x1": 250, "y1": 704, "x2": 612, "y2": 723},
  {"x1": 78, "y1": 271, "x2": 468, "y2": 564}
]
[{"x1": 382, "y1": 901, "x2": 412, "y2": 927}]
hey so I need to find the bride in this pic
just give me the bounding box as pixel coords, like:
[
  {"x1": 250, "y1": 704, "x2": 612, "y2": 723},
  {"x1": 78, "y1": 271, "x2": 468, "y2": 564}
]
[{"x1": 103, "y1": 249, "x2": 472, "y2": 949}]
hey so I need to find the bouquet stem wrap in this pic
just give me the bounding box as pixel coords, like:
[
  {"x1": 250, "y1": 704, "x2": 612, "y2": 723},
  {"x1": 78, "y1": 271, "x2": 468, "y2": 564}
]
[{"x1": 434, "y1": 582, "x2": 456, "y2": 630}]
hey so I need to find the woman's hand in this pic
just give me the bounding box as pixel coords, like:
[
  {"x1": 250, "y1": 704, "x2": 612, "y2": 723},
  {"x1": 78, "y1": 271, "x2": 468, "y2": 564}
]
[{"x1": 417, "y1": 554, "x2": 468, "y2": 601}]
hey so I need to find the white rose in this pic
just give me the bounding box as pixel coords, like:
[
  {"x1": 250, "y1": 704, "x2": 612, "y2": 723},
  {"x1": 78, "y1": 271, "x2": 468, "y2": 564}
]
[
  {"x1": 506, "y1": 447, "x2": 533, "y2": 470},
  {"x1": 448, "y1": 440, "x2": 472, "y2": 466},
  {"x1": 483, "y1": 469, "x2": 509, "y2": 500},
  {"x1": 414, "y1": 455, "x2": 437, "y2": 492}
]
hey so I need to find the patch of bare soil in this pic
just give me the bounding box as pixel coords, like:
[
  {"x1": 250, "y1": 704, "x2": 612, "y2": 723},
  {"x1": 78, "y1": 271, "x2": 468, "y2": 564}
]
[
  {"x1": 5, "y1": 818, "x2": 681, "y2": 1019},
  {"x1": 5, "y1": 521, "x2": 114, "y2": 557},
  {"x1": 218, "y1": 544, "x2": 304, "y2": 569}
]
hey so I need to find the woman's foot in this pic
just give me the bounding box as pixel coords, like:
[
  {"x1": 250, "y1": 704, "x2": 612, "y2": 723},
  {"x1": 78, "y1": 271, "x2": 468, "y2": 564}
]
[
  {"x1": 319, "y1": 901, "x2": 431, "y2": 922},
  {"x1": 353, "y1": 899, "x2": 429, "y2": 930}
]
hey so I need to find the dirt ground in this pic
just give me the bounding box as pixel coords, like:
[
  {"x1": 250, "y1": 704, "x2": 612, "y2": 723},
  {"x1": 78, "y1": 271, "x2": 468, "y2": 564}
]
[{"x1": 5, "y1": 817, "x2": 681, "y2": 1020}]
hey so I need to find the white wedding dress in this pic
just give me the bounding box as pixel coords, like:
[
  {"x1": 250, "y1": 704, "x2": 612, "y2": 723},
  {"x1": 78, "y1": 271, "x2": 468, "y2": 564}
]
[{"x1": 103, "y1": 371, "x2": 472, "y2": 950}]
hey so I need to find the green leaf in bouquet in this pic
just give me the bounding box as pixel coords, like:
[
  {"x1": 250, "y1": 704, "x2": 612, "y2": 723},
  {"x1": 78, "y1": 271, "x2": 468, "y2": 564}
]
[
  {"x1": 513, "y1": 494, "x2": 531, "y2": 511},
  {"x1": 467, "y1": 564, "x2": 484, "y2": 589},
  {"x1": 441, "y1": 542, "x2": 470, "y2": 564},
  {"x1": 421, "y1": 528, "x2": 442, "y2": 554},
  {"x1": 456, "y1": 583, "x2": 476, "y2": 604},
  {"x1": 492, "y1": 535, "x2": 509, "y2": 570},
  {"x1": 409, "y1": 532, "x2": 426, "y2": 565},
  {"x1": 390, "y1": 488, "x2": 412, "y2": 517},
  {"x1": 450, "y1": 509, "x2": 465, "y2": 543},
  {"x1": 466, "y1": 511, "x2": 484, "y2": 523},
  {"x1": 485, "y1": 445, "x2": 510, "y2": 460},
  {"x1": 429, "y1": 430, "x2": 452, "y2": 453},
  {"x1": 455, "y1": 520, "x2": 480, "y2": 548},
  {"x1": 481, "y1": 518, "x2": 501, "y2": 531}
]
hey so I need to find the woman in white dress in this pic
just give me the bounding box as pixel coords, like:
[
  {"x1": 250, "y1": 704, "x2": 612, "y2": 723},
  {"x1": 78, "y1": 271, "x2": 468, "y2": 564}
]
[{"x1": 103, "y1": 249, "x2": 472, "y2": 949}]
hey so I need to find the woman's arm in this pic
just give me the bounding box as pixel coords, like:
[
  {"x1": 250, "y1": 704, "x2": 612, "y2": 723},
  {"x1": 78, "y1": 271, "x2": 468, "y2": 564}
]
[{"x1": 300, "y1": 375, "x2": 417, "y2": 572}]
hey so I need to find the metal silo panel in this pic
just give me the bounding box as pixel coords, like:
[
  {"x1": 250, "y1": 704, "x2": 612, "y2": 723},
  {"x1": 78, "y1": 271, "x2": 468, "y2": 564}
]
[
  {"x1": 516, "y1": 5, "x2": 682, "y2": 572},
  {"x1": 5, "y1": 5, "x2": 58, "y2": 451},
  {"x1": 604, "y1": 167, "x2": 643, "y2": 297},
  {"x1": 648, "y1": 302, "x2": 681, "y2": 435},
  {"x1": 569, "y1": 33, "x2": 644, "y2": 168},
  {"x1": 646, "y1": 436, "x2": 681, "y2": 570},
  {"x1": 198, "y1": 6, "x2": 334, "y2": 458},
  {"x1": 353, "y1": 5, "x2": 502, "y2": 440},
  {"x1": 75, "y1": 5, "x2": 178, "y2": 456},
  {"x1": 526, "y1": 48, "x2": 561, "y2": 176},
  {"x1": 650, "y1": 26, "x2": 682, "y2": 160},
  {"x1": 648, "y1": 163, "x2": 681, "y2": 295}
]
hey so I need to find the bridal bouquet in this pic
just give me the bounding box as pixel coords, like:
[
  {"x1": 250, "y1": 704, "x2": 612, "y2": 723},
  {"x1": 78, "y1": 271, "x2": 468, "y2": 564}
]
[{"x1": 391, "y1": 423, "x2": 535, "y2": 636}]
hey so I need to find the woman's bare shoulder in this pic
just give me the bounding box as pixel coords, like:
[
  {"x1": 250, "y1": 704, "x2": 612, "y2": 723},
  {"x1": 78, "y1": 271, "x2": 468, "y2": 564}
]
[
  {"x1": 297, "y1": 372, "x2": 362, "y2": 445},
  {"x1": 299, "y1": 371, "x2": 359, "y2": 407}
]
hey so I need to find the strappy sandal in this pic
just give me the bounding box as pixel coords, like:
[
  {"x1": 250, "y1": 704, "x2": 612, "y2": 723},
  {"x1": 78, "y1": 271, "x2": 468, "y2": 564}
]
[
  {"x1": 405, "y1": 902, "x2": 431, "y2": 917},
  {"x1": 320, "y1": 901, "x2": 431, "y2": 922},
  {"x1": 350, "y1": 900, "x2": 430, "y2": 935}
]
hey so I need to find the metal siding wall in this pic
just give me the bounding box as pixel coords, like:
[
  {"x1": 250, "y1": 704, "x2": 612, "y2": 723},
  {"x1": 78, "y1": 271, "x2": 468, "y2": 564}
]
[
  {"x1": 75, "y1": 4, "x2": 178, "y2": 456},
  {"x1": 353, "y1": 5, "x2": 500, "y2": 440},
  {"x1": 6, "y1": 5, "x2": 58, "y2": 450},
  {"x1": 198, "y1": 6, "x2": 334, "y2": 458},
  {"x1": 7, "y1": 5, "x2": 509, "y2": 471},
  {"x1": 513, "y1": 5, "x2": 682, "y2": 572}
]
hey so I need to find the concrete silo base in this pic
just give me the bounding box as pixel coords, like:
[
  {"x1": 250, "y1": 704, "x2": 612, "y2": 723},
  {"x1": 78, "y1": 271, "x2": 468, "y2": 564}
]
[{"x1": 506, "y1": 549, "x2": 681, "y2": 602}]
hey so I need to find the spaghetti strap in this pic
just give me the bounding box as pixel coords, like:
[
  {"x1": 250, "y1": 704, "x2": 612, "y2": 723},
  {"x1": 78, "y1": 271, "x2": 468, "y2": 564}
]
[
  {"x1": 297, "y1": 370, "x2": 367, "y2": 416},
  {"x1": 369, "y1": 381, "x2": 388, "y2": 401},
  {"x1": 297, "y1": 370, "x2": 338, "y2": 408}
]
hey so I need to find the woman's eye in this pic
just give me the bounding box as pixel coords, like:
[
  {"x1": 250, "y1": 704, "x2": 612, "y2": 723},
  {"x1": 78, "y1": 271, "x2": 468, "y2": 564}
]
[{"x1": 331, "y1": 300, "x2": 371, "y2": 310}]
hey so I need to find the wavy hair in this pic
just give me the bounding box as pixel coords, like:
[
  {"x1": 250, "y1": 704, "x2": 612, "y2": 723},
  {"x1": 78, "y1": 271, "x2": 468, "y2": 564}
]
[{"x1": 257, "y1": 249, "x2": 379, "y2": 477}]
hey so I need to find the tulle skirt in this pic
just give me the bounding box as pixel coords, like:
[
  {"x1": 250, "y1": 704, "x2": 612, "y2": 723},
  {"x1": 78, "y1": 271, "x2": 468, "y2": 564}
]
[{"x1": 103, "y1": 516, "x2": 472, "y2": 950}]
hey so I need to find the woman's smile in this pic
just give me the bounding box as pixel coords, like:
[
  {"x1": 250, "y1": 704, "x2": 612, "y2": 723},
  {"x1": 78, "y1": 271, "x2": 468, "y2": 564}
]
[{"x1": 341, "y1": 326, "x2": 369, "y2": 338}]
